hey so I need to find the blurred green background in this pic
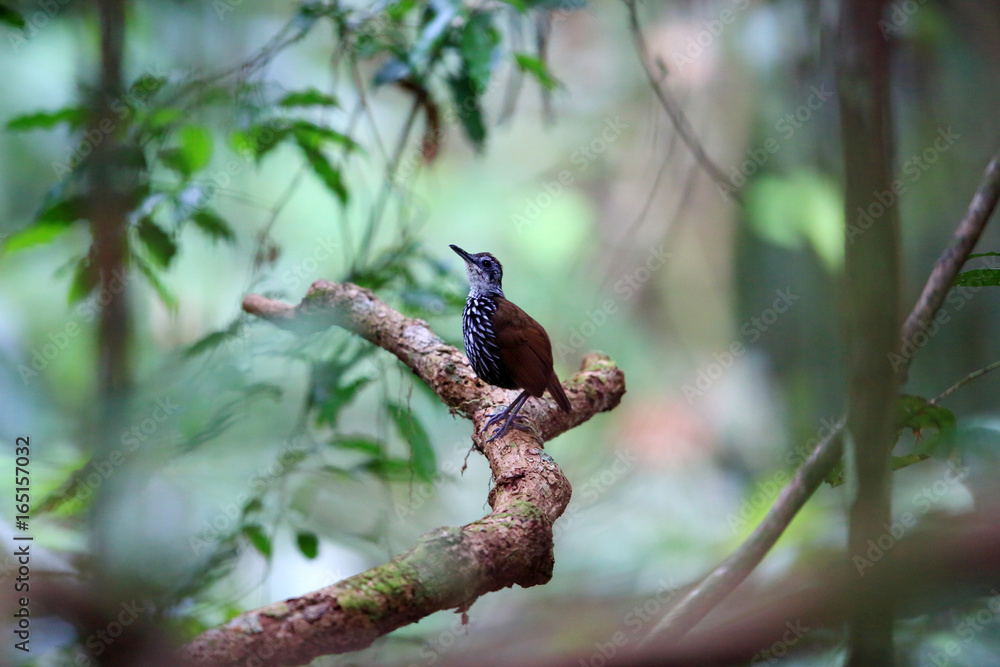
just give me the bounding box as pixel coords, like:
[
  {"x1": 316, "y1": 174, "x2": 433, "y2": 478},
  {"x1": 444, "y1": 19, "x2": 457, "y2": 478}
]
[{"x1": 1, "y1": 0, "x2": 1000, "y2": 664}]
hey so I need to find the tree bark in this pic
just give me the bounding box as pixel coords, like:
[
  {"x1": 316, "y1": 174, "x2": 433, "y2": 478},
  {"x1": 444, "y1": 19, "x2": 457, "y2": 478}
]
[{"x1": 837, "y1": 2, "x2": 901, "y2": 664}]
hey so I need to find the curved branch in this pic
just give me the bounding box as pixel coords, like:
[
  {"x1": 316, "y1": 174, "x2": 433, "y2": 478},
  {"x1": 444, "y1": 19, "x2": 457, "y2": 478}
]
[
  {"x1": 641, "y1": 151, "x2": 1000, "y2": 645},
  {"x1": 182, "y1": 281, "x2": 626, "y2": 667}
]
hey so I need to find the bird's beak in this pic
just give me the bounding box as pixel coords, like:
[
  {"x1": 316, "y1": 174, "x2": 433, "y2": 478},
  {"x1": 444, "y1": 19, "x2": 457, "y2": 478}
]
[{"x1": 449, "y1": 244, "x2": 475, "y2": 264}]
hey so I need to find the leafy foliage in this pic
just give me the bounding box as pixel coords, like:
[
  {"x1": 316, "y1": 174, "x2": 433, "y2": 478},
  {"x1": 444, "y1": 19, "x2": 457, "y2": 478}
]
[
  {"x1": 954, "y1": 268, "x2": 1000, "y2": 287},
  {"x1": 826, "y1": 394, "x2": 958, "y2": 486}
]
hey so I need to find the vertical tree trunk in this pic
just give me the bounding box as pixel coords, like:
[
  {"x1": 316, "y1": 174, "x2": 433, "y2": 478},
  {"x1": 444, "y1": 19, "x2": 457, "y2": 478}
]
[
  {"x1": 836, "y1": 2, "x2": 901, "y2": 665},
  {"x1": 90, "y1": 0, "x2": 130, "y2": 400}
]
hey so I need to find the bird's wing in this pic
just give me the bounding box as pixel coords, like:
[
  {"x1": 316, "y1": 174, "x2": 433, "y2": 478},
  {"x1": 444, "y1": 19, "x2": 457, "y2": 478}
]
[{"x1": 493, "y1": 297, "x2": 554, "y2": 398}]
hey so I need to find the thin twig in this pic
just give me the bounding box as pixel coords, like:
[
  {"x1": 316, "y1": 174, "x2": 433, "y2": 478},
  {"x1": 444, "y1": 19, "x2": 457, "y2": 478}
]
[
  {"x1": 901, "y1": 153, "x2": 1000, "y2": 376},
  {"x1": 624, "y1": 0, "x2": 742, "y2": 204},
  {"x1": 641, "y1": 151, "x2": 1000, "y2": 645},
  {"x1": 931, "y1": 359, "x2": 1000, "y2": 405},
  {"x1": 354, "y1": 98, "x2": 423, "y2": 271}
]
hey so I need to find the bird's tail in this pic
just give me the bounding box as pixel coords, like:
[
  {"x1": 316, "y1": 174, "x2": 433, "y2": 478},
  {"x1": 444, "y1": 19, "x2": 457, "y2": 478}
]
[{"x1": 548, "y1": 377, "x2": 572, "y2": 412}]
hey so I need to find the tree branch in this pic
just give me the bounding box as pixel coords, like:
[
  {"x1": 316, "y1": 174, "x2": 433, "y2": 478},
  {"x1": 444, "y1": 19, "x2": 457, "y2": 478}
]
[
  {"x1": 639, "y1": 150, "x2": 1000, "y2": 645},
  {"x1": 901, "y1": 153, "x2": 1000, "y2": 376},
  {"x1": 182, "y1": 281, "x2": 626, "y2": 667}
]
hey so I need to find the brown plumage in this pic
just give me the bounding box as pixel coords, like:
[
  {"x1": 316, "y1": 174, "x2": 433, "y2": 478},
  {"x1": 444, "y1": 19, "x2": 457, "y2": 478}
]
[
  {"x1": 494, "y1": 299, "x2": 571, "y2": 410},
  {"x1": 451, "y1": 244, "x2": 571, "y2": 441}
]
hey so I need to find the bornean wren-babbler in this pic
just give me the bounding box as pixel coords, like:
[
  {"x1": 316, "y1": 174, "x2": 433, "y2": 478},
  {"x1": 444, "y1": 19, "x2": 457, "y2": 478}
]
[{"x1": 451, "y1": 244, "x2": 571, "y2": 441}]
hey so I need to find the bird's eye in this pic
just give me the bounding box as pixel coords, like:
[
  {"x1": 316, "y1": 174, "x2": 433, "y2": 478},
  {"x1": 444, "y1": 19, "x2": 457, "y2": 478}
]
[{"x1": 481, "y1": 259, "x2": 492, "y2": 269}]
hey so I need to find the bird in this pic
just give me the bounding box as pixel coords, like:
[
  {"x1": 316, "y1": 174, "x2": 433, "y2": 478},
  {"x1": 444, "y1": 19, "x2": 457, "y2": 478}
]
[{"x1": 450, "y1": 244, "x2": 571, "y2": 442}]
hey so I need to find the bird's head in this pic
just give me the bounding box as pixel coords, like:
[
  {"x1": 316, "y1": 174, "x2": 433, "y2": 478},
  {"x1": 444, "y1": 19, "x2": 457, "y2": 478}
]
[{"x1": 450, "y1": 244, "x2": 504, "y2": 297}]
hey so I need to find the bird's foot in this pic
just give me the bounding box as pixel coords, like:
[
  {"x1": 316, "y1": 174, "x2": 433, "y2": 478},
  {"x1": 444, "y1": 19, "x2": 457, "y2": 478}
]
[{"x1": 483, "y1": 410, "x2": 532, "y2": 443}]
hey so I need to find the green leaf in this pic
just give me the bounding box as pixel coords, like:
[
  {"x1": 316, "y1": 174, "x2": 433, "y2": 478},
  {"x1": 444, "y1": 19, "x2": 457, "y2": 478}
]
[
  {"x1": 6, "y1": 107, "x2": 87, "y2": 132},
  {"x1": 279, "y1": 88, "x2": 339, "y2": 108},
  {"x1": 825, "y1": 459, "x2": 845, "y2": 488},
  {"x1": 243, "y1": 498, "x2": 263, "y2": 516},
  {"x1": 144, "y1": 107, "x2": 183, "y2": 133},
  {"x1": 896, "y1": 394, "x2": 957, "y2": 458},
  {"x1": 746, "y1": 173, "x2": 844, "y2": 271},
  {"x1": 514, "y1": 53, "x2": 559, "y2": 90},
  {"x1": 3, "y1": 222, "x2": 73, "y2": 255},
  {"x1": 896, "y1": 394, "x2": 956, "y2": 433},
  {"x1": 68, "y1": 256, "x2": 97, "y2": 304},
  {"x1": 133, "y1": 253, "x2": 178, "y2": 311},
  {"x1": 386, "y1": 402, "x2": 436, "y2": 481},
  {"x1": 290, "y1": 120, "x2": 358, "y2": 152},
  {"x1": 162, "y1": 125, "x2": 213, "y2": 175},
  {"x1": 296, "y1": 532, "x2": 319, "y2": 559},
  {"x1": 298, "y1": 143, "x2": 349, "y2": 204},
  {"x1": 498, "y1": 0, "x2": 527, "y2": 12},
  {"x1": 967, "y1": 252, "x2": 1000, "y2": 259},
  {"x1": 386, "y1": 0, "x2": 417, "y2": 21},
  {"x1": 461, "y1": 13, "x2": 499, "y2": 95},
  {"x1": 954, "y1": 269, "x2": 1000, "y2": 288},
  {"x1": 447, "y1": 73, "x2": 486, "y2": 152},
  {"x1": 242, "y1": 525, "x2": 272, "y2": 558},
  {"x1": 185, "y1": 320, "x2": 242, "y2": 357},
  {"x1": 361, "y1": 457, "x2": 418, "y2": 481},
  {"x1": 191, "y1": 209, "x2": 236, "y2": 244},
  {"x1": 231, "y1": 122, "x2": 292, "y2": 163},
  {"x1": 315, "y1": 377, "x2": 370, "y2": 426},
  {"x1": 0, "y1": 4, "x2": 26, "y2": 28},
  {"x1": 2, "y1": 197, "x2": 87, "y2": 255},
  {"x1": 129, "y1": 74, "x2": 167, "y2": 101},
  {"x1": 137, "y1": 218, "x2": 177, "y2": 267},
  {"x1": 333, "y1": 437, "x2": 385, "y2": 457}
]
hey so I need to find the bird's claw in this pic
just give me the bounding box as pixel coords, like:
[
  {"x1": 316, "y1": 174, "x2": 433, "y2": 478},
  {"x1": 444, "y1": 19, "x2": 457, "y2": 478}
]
[{"x1": 481, "y1": 409, "x2": 532, "y2": 442}]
